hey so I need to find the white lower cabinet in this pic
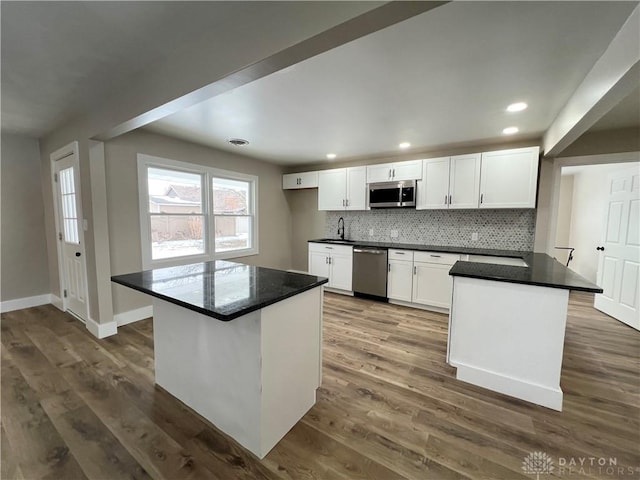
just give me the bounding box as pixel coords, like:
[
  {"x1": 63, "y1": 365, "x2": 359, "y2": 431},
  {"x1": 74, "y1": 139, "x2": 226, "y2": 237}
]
[
  {"x1": 308, "y1": 243, "x2": 353, "y2": 292},
  {"x1": 387, "y1": 259, "x2": 414, "y2": 302},
  {"x1": 388, "y1": 249, "x2": 459, "y2": 310}
]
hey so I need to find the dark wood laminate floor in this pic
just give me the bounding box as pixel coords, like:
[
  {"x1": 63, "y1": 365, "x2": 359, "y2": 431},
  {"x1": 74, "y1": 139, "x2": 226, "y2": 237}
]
[{"x1": 1, "y1": 292, "x2": 639, "y2": 479}]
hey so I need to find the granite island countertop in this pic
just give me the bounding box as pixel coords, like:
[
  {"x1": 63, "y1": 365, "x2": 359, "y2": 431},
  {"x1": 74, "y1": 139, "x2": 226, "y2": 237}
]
[
  {"x1": 309, "y1": 238, "x2": 602, "y2": 293},
  {"x1": 111, "y1": 260, "x2": 328, "y2": 321}
]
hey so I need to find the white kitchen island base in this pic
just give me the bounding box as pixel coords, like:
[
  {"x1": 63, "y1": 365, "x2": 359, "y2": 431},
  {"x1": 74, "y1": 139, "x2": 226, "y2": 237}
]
[
  {"x1": 152, "y1": 286, "x2": 323, "y2": 459},
  {"x1": 448, "y1": 276, "x2": 569, "y2": 411}
]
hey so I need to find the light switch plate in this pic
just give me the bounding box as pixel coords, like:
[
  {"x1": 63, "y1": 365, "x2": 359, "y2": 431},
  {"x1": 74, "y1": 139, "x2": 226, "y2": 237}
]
[
  {"x1": 471, "y1": 232, "x2": 478, "y2": 241},
  {"x1": 390, "y1": 229, "x2": 399, "y2": 238},
  {"x1": 369, "y1": 229, "x2": 374, "y2": 236}
]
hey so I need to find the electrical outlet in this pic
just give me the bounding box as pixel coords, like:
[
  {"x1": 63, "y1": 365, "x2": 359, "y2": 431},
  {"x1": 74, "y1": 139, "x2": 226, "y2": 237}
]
[
  {"x1": 471, "y1": 232, "x2": 478, "y2": 241},
  {"x1": 390, "y1": 229, "x2": 399, "y2": 238},
  {"x1": 369, "y1": 228, "x2": 374, "y2": 236}
]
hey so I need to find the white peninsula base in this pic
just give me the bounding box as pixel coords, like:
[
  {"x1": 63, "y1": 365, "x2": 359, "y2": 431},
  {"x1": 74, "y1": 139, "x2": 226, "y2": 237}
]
[
  {"x1": 152, "y1": 286, "x2": 323, "y2": 459},
  {"x1": 448, "y1": 276, "x2": 569, "y2": 411}
]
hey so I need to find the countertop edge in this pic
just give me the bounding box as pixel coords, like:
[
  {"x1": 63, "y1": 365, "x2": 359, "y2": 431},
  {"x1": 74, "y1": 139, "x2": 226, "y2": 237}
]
[
  {"x1": 449, "y1": 270, "x2": 603, "y2": 294},
  {"x1": 111, "y1": 276, "x2": 329, "y2": 321}
]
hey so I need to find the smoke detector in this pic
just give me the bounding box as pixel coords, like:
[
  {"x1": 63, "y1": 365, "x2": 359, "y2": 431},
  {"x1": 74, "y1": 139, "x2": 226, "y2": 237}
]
[{"x1": 228, "y1": 138, "x2": 249, "y2": 146}]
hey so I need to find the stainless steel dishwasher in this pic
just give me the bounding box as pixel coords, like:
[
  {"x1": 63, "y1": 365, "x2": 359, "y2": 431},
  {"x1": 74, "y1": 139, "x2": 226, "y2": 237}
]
[{"x1": 352, "y1": 247, "x2": 388, "y2": 299}]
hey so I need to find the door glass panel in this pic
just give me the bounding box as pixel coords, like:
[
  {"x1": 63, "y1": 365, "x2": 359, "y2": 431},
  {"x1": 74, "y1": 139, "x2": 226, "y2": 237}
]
[{"x1": 59, "y1": 166, "x2": 79, "y2": 244}]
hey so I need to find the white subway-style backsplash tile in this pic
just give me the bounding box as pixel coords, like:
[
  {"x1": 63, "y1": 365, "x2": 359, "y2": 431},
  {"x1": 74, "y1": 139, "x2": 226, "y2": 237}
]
[{"x1": 326, "y1": 209, "x2": 535, "y2": 251}]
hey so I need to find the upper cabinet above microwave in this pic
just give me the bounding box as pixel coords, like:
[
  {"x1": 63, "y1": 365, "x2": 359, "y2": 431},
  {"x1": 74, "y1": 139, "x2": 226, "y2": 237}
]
[
  {"x1": 366, "y1": 160, "x2": 422, "y2": 183},
  {"x1": 317, "y1": 167, "x2": 367, "y2": 211}
]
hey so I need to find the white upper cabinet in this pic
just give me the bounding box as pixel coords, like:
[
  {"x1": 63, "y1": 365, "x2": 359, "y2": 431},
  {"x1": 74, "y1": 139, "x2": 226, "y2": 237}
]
[
  {"x1": 282, "y1": 171, "x2": 318, "y2": 190},
  {"x1": 416, "y1": 154, "x2": 480, "y2": 210},
  {"x1": 417, "y1": 157, "x2": 450, "y2": 209},
  {"x1": 449, "y1": 153, "x2": 481, "y2": 209},
  {"x1": 366, "y1": 160, "x2": 422, "y2": 183},
  {"x1": 346, "y1": 166, "x2": 366, "y2": 210},
  {"x1": 479, "y1": 147, "x2": 540, "y2": 209},
  {"x1": 318, "y1": 167, "x2": 366, "y2": 211}
]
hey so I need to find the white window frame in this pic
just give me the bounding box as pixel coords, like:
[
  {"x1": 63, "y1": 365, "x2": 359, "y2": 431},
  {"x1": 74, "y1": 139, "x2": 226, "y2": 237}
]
[{"x1": 137, "y1": 154, "x2": 259, "y2": 269}]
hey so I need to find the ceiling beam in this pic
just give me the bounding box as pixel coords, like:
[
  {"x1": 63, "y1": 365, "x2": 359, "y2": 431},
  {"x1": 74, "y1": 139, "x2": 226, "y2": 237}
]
[
  {"x1": 543, "y1": 5, "x2": 639, "y2": 157},
  {"x1": 95, "y1": 1, "x2": 448, "y2": 141}
]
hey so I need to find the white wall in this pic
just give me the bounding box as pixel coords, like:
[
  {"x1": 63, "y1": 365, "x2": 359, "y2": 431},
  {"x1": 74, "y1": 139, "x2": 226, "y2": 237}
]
[
  {"x1": 1, "y1": 134, "x2": 50, "y2": 301},
  {"x1": 554, "y1": 174, "x2": 574, "y2": 266},
  {"x1": 560, "y1": 161, "x2": 640, "y2": 282}
]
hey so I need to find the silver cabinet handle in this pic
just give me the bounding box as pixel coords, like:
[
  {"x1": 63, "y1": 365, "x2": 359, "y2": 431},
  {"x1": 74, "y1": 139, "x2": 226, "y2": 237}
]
[
  {"x1": 430, "y1": 254, "x2": 441, "y2": 258},
  {"x1": 392, "y1": 168, "x2": 396, "y2": 178},
  {"x1": 480, "y1": 193, "x2": 484, "y2": 204},
  {"x1": 325, "y1": 256, "x2": 328, "y2": 264},
  {"x1": 329, "y1": 257, "x2": 332, "y2": 265},
  {"x1": 388, "y1": 264, "x2": 391, "y2": 272},
  {"x1": 413, "y1": 265, "x2": 417, "y2": 274},
  {"x1": 346, "y1": 199, "x2": 349, "y2": 207},
  {"x1": 396, "y1": 252, "x2": 405, "y2": 255},
  {"x1": 449, "y1": 194, "x2": 452, "y2": 204},
  {"x1": 445, "y1": 194, "x2": 448, "y2": 205}
]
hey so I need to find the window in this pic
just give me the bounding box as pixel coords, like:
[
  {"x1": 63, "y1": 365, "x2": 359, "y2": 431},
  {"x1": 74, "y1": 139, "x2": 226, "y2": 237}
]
[{"x1": 138, "y1": 154, "x2": 258, "y2": 268}]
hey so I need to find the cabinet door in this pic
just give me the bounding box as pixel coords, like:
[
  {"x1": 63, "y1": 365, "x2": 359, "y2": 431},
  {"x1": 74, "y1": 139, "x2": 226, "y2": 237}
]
[
  {"x1": 479, "y1": 147, "x2": 539, "y2": 209},
  {"x1": 367, "y1": 163, "x2": 394, "y2": 183},
  {"x1": 309, "y1": 250, "x2": 330, "y2": 278},
  {"x1": 282, "y1": 173, "x2": 300, "y2": 189},
  {"x1": 449, "y1": 153, "x2": 480, "y2": 209},
  {"x1": 318, "y1": 168, "x2": 347, "y2": 211},
  {"x1": 346, "y1": 166, "x2": 367, "y2": 210},
  {"x1": 412, "y1": 262, "x2": 454, "y2": 308},
  {"x1": 298, "y1": 171, "x2": 319, "y2": 189},
  {"x1": 387, "y1": 260, "x2": 413, "y2": 302},
  {"x1": 392, "y1": 160, "x2": 422, "y2": 181},
  {"x1": 418, "y1": 157, "x2": 450, "y2": 209},
  {"x1": 330, "y1": 253, "x2": 353, "y2": 291}
]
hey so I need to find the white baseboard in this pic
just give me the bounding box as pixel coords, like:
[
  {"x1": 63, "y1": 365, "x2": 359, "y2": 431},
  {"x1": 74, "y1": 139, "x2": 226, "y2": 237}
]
[
  {"x1": 114, "y1": 305, "x2": 153, "y2": 326},
  {"x1": 86, "y1": 316, "x2": 118, "y2": 339},
  {"x1": 454, "y1": 362, "x2": 563, "y2": 411},
  {"x1": 0, "y1": 294, "x2": 52, "y2": 313},
  {"x1": 50, "y1": 295, "x2": 63, "y2": 311}
]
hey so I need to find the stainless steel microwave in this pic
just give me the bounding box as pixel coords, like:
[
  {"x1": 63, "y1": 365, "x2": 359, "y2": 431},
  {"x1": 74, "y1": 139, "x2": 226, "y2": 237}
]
[{"x1": 369, "y1": 180, "x2": 416, "y2": 208}]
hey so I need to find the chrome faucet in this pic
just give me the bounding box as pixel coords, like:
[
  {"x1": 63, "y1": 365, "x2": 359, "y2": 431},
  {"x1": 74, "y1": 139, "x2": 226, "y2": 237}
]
[{"x1": 337, "y1": 217, "x2": 345, "y2": 240}]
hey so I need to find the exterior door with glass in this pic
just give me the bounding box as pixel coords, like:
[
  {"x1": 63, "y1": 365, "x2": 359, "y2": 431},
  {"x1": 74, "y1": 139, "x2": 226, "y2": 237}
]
[{"x1": 53, "y1": 148, "x2": 89, "y2": 321}]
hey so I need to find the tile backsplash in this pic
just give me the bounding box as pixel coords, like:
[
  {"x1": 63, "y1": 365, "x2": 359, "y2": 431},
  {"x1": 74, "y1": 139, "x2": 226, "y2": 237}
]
[{"x1": 326, "y1": 209, "x2": 536, "y2": 251}]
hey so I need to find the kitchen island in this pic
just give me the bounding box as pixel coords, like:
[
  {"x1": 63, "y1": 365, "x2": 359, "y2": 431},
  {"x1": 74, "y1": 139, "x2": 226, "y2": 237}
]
[
  {"x1": 111, "y1": 260, "x2": 328, "y2": 459},
  {"x1": 448, "y1": 254, "x2": 603, "y2": 411}
]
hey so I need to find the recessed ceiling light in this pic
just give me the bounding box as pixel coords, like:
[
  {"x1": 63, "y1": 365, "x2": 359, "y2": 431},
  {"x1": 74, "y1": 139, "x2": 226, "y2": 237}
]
[
  {"x1": 399, "y1": 142, "x2": 411, "y2": 149},
  {"x1": 502, "y1": 126, "x2": 519, "y2": 135},
  {"x1": 506, "y1": 102, "x2": 528, "y2": 112},
  {"x1": 228, "y1": 138, "x2": 249, "y2": 146},
  {"x1": 326, "y1": 153, "x2": 337, "y2": 160}
]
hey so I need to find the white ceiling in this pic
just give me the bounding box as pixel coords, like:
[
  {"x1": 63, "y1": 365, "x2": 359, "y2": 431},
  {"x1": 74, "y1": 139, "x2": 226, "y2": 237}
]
[
  {"x1": 0, "y1": 1, "x2": 380, "y2": 137},
  {"x1": 145, "y1": 1, "x2": 638, "y2": 166}
]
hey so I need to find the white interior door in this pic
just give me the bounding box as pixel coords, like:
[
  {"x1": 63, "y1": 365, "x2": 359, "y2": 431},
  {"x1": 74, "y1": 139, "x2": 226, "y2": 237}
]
[
  {"x1": 53, "y1": 149, "x2": 89, "y2": 321},
  {"x1": 594, "y1": 167, "x2": 640, "y2": 330}
]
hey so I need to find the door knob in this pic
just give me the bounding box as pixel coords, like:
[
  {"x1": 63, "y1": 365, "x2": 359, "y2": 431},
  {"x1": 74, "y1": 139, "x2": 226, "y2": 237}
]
[
  {"x1": 596, "y1": 246, "x2": 605, "y2": 251},
  {"x1": 75, "y1": 252, "x2": 81, "y2": 257}
]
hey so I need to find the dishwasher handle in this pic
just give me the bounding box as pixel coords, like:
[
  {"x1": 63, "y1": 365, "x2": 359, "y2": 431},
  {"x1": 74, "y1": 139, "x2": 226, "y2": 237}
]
[{"x1": 354, "y1": 248, "x2": 386, "y2": 254}]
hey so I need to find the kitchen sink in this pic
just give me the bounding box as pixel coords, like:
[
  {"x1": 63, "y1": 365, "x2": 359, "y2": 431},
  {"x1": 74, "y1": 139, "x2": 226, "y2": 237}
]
[{"x1": 318, "y1": 238, "x2": 356, "y2": 244}]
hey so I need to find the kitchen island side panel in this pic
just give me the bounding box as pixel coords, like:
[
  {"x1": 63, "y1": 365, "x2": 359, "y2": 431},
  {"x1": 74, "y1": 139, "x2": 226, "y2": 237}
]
[
  {"x1": 153, "y1": 298, "x2": 263, "y2": 455},
  {"x1": 449, "y1": 276, "x2": 569, "y2": 410}
]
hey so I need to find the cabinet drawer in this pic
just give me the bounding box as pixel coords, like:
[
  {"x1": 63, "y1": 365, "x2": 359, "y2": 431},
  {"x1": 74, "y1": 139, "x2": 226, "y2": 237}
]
[
  {"x1": 388, "y1": 249, "x2": 414, "y2": 261},
  {"x1": 308, "y1": 242, "x2": 353, "y2": 256},
  {"x1": 414, "y1": 251, "x2": 460, "y2": 265}
]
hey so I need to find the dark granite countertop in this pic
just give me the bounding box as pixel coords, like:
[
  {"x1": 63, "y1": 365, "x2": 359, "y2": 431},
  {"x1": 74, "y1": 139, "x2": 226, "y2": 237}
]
[
  {"x1": 309, "y1": 238, "x2": 602, "y2": 293},
  {"x1": 450, "y1": 253, "x2": 603, "y2": 293},
  {"x1": 111, "y1": 260, "x2": 328, "y2": 321},
  {"x1": 309, "y1": 238, "x2": 528, "y2": 258}
]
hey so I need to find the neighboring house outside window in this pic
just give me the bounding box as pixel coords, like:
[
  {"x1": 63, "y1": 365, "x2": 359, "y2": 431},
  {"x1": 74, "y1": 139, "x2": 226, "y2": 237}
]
[{"x1": 137, "y1": 154, "x2": 258, "y2": 269}]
